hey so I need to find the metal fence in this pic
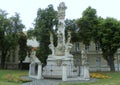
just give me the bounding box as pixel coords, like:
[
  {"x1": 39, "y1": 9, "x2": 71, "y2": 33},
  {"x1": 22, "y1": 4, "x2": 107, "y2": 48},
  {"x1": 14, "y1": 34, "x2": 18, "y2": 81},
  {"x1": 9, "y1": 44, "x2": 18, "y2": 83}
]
[
  {"x1": 0, "y1": 63, "x2": 19, "y2": 70},
  {"x1": 42, "y1": 64, "x2": 82, "y2": 79},
  {"x1": 0, "y1": 61, "x2": 120, "y2": 72}
]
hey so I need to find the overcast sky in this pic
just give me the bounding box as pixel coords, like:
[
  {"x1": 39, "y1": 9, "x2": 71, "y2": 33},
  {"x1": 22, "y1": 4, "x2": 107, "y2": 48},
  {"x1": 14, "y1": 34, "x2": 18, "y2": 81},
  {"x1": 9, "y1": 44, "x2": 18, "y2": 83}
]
[{"x1": 0, "y1": 0, "x2": 120, "y2": 30}]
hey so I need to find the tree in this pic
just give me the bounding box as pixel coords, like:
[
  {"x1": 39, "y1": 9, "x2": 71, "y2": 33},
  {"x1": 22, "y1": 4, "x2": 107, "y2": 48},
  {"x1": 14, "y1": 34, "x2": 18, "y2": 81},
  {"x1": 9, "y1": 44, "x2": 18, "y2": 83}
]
[
  {"x1": 18, "y1": 32, "x2": 27, "y2": 70},
  {"x1": 34, "y1": 4, "x2": 58, "y2": 65},
  {"x1": 0, "y1": 10, "x2": 25, "y2": 69},
  {"x1": 10, "y1": 13, "x2": 26, "y2": 70},
  {"x1": 76, "y1": 6, "x2": 98, "y2": 45},
  {"x1": 0, "y1": 9, "x2": 11, "y2": 69},
  {"x1": 95, "y1": 17, "x2": 120, "y2": 71},
  {"x1": 76, "y1": 6, "x2": 120, "y2": 71},
  {"x1": 9, "y1": 13, "x2": 25, "y2": 70},
  {"x1": 65, "y1": 19, "x2": 79, "y2": 42},
  {"x1": 10, "y1": 13, "x2": 24, "y2": 33}
]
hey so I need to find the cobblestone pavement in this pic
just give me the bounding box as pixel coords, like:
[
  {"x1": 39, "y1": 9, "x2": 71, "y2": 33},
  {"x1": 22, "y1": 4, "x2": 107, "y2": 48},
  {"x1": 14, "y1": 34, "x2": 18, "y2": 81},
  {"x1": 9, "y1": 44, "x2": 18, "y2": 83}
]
[
  {"x1": 22, "y1": 76, "x2": 62, "y2": 85},
  {"x1": 22, "y1": 76, "x2": 96, "y2": 85}
]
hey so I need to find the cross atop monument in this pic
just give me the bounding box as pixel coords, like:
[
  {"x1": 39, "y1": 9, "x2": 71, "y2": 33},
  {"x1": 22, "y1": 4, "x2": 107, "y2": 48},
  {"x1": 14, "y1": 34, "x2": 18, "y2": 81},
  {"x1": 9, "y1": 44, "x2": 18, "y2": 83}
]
[{"x1": 57, "y1": 2, "x2": 67, "y2": 20}]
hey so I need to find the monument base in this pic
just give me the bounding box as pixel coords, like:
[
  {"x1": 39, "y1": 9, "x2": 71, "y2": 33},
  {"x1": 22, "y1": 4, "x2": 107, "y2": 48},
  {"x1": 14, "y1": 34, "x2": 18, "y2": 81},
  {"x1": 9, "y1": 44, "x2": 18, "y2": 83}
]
[{"x1": 42, "y1": 54, "x2": 78, "y2": 78}]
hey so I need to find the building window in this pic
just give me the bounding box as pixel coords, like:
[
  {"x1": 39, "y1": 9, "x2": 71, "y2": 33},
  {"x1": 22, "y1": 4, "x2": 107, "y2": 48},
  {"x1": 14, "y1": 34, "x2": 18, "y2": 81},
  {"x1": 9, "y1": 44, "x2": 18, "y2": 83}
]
[
  {"x1": 95, "y1": 43, "x2": 100, "y2": 51},
  {"x1": 75, "y1": 42, "x2": 80, "y2": 52},
  {"x1": 96, "y1": 56, "x2": 101, "y2": 67},
  {"x1": 85, "y1": 44, "x2": 89, "y2": 51}
]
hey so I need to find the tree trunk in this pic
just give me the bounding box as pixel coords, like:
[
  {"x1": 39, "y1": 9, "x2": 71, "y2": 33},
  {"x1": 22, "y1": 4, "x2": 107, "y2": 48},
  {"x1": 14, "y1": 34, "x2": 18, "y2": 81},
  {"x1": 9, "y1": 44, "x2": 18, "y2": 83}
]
[
  {"x1": 19, "y1": 60, "x2": 23, "y2": 70},
  {"x1": 1, "y1": 52, "x2": 6, "y2": 69},
  {"x1": 107, "y1": 56, "x2": 115, "y2": 72}
]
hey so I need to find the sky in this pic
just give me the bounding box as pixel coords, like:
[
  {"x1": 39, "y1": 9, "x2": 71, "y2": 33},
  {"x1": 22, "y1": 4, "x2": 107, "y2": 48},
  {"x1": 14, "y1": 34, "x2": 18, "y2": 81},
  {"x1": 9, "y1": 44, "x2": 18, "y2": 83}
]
[{"x1": 0, "y1": 0, "x2": 120, "y2": 30}]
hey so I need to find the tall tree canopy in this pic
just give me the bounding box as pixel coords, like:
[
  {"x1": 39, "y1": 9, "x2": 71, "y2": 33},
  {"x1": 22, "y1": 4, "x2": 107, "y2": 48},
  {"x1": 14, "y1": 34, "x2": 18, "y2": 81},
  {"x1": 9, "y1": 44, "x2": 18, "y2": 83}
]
[
  {"x1": 34, "y1": 4, "x2": 58, "y2": 65},
  {"x1": 0, "y1": 9, "x2": 11, "y2": 68},
  {"x1": 0, "y1": 9, "x2": 25, "y2": 69},
  {"x1": 18, "y1": 32, "x2": 27, "y2": 70},
  {"x1": 76, "y1": 6, "x2": 98, "y2": 45},
  {"x1": 95, "y1": 17, "x2": 120, "y2": 71},
  {"x1": 65, "y1": 19, "x2": 79, "y2": 42},
  {"x1": 77, "y1": 6, "x2": 120, "y2": 71}
]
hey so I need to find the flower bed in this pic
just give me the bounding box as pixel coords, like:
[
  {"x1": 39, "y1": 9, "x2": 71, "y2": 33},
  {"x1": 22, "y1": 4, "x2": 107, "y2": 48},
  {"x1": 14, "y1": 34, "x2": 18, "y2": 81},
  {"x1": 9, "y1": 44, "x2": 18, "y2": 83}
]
[
  {"x1": 90, "y1": 73, "x2": 111, "y2": 79},
  {"x1": 2, "y1": 74, "x2": 31, "y2": 83}
]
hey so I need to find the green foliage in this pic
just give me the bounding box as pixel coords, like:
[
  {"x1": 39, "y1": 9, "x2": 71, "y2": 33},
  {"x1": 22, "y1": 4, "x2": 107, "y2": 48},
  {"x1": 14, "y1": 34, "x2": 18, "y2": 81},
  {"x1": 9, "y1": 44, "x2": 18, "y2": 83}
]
[
  {"x1": 0, "y1": 9, "x2": 25, "y2": 69},
  {"x1": 65, "y1": 19, "x2": 79, "y2": 42},
  {"x1": 27, "y1": 28, "x2": 35, "y2": 39},
  {"x1": 76, "y1": 6, "x2": 98, "y2": 45},
  {"x1": 0, "y1": 10, "x2": 13, "y2": 68},
  {"x1": 18, "y1": 32, "x2": 27, "y2": 61},
  {"x1": 34, "y1": 4, "x2": 58, "y2": 65},
  {"x1": 95, "y1": 17, "x2": 120, "y2": 71},
  {"x1": 76, "y1": 6, "x2": 120, "y2": 71}
]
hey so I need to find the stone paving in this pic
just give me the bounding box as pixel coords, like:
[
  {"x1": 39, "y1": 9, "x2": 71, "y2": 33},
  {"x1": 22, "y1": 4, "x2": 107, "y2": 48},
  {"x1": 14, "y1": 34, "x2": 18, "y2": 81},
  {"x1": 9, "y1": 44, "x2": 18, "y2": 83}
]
[{"x1": 22, "y1": 76, "x2": 96, "y2": 85}]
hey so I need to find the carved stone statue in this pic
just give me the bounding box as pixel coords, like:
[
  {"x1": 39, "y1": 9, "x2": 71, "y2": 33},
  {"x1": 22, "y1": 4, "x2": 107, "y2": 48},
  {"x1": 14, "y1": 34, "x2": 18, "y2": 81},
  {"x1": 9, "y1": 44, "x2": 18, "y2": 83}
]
[
  {"x1": 30, "y1": 50, "x2": 36, "y2": 62},
  {"x1": 57, "y1": 2, "x2": 66, "y2": 45},
  {"x1": 55, "y1": 32, "x2": 65, "y2": 56},
  {"x1": 65, "y1": 31, "x2": 73, "y2": 55},
  {"x1": 47, "y1": 2, "x2": 67, "y2": 57},
  {"x1": 81, "y1": 49, "x2": 90, "y2": 79},
  {"x1": 49, "y1": 32, "x2": 55, "y2": 56},
  {"x1": 30, "y1": 49, "x2": 40, "y2": 63},
  {"x1": 81, "y1": 49, "x2": 87, "y2": 65},
  {"x1": 48, "y1": 2, "x2": 73, "y2": 57}
]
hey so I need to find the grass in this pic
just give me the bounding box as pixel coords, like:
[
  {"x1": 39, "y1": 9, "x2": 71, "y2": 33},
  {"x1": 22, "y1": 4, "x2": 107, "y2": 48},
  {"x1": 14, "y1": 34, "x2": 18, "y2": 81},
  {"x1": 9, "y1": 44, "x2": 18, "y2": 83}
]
[
  {"x1": 1, "y1": 70, "x2": 120, "y2": 85},
  {"x1": 59, "y1": 72, "x2": 120, "y2": 85},
  {"x1": 0, "y1": 70, "x2": 29, "y2": 85}
]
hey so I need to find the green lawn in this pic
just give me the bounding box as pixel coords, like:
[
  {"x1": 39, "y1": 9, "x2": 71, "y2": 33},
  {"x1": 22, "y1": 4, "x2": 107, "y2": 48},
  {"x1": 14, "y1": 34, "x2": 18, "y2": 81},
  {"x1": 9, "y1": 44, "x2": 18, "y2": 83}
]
[
  {"x1": 0, "y1": 70, "x2": 28, "y2": 85},
  {"x1": 59, "y1": 72, "x2": 120, "y2": 85},
  {"x1": 1, "y1": 70, "x2": 120, "y2": 85}
]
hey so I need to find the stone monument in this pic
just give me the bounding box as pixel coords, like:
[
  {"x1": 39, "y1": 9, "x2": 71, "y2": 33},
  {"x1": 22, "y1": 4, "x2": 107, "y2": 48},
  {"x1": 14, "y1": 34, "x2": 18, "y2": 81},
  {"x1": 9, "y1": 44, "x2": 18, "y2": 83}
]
[
  {"x1": 80, "y1": 49, "x2": 90, "y2": 80},
  {"x1": 43, "y1": 2, "x2": 76, "y2": 78},
  {"x1": 29, "y1": 48, "x2": 42, "y2": 79},
  {"x1": 23, "y1": 52, "x2": 30, "y2": 63}
]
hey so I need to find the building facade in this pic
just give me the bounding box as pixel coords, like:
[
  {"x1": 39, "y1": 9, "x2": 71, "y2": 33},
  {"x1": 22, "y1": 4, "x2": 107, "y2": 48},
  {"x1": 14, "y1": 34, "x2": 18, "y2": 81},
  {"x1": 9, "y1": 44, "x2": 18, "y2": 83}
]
[
  {"x1": 71, "y1": 42, "x2": 120, "y2": 71},
  {"x1": 1, "y1": 37, "x2": 120, "y2": 71}
]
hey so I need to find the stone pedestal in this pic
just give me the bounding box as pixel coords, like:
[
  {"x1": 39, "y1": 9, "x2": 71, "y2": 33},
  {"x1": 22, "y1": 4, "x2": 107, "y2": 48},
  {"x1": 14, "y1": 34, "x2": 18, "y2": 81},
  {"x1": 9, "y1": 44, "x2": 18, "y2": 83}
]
[
  {"x1": 29, "y1": 62, "x2": 42, "y2": 79},
  {"x1": 62, "y1": 64, "x2": 67, "y2": 81},
  {"x1": 80, "y1": 65, "x2": 90, "y2": 80},
  {"x1": 42, "y1": 54, "x2": 77, "y2": 78}
]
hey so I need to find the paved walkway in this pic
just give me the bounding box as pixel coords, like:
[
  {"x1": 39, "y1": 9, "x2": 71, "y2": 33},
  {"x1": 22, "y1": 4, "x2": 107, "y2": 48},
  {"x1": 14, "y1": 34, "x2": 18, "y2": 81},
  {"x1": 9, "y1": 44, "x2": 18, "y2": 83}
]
[
  {"x1": 22, "y1": 76, "x2": 96, "y2": 85},
  {"x1": 22, "y1": 76, "x2": 62, "y2": 85}
]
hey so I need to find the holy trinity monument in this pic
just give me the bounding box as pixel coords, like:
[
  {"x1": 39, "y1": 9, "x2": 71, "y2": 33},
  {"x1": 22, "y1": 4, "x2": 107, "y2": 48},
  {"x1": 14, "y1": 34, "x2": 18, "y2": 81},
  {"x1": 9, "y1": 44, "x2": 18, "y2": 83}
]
[
  {"x1": 42, "y1": 2, "x2": 76, "y2": 78},
  {"x1": 28, "y1": 2, "x2": 90, "y2": 80}
]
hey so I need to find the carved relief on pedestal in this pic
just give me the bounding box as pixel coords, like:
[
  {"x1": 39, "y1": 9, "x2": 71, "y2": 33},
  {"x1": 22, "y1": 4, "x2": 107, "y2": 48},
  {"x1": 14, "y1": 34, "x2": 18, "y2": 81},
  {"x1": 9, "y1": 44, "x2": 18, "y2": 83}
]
[{"x1": 56, "y1": 59, "x2": 62, "y2": 66}]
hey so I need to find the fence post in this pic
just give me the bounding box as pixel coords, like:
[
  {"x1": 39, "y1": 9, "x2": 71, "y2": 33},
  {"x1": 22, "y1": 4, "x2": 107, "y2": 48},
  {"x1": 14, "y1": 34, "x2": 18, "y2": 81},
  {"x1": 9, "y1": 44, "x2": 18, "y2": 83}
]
[
  {"x1": 29, "y1": 63, "x2": 35, "y2": 76},
  {"x1": 37, "y1": 63, "x2": 42, "y2": 79},
  {"x1": 29, "y1": 63, "x2": 31, "y2": 76},
  {"x1": 80, "y1": 66, "x2": 84, "y2": 77},
  {"x1": 62, "y1": 64, "x2": 67, "y2": 81}
]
